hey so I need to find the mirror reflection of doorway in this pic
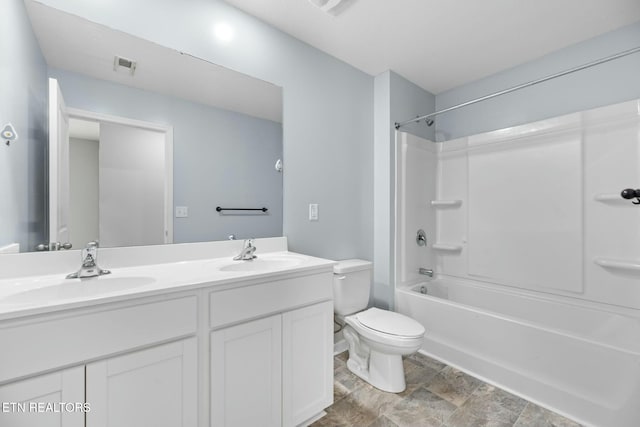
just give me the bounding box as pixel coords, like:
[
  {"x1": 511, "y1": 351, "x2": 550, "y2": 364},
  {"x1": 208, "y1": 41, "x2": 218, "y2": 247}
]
[{"x1": 67, "y1": 114, "x2": 172, "y2": 249}]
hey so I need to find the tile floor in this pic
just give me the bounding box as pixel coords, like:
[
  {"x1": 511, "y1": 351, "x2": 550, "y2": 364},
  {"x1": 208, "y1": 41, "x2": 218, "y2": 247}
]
[{"x1": 311, "y1": 351, "x2": 582, "y2": 427}]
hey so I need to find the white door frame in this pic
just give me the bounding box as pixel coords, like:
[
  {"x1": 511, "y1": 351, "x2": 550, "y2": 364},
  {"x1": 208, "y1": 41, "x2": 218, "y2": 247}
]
[
  {"x1": 48, "y1": 78, "x2": 71, "y2": 246},
  {"x1": 66, "y1": 108, "x2": 174, "y2": 244}
]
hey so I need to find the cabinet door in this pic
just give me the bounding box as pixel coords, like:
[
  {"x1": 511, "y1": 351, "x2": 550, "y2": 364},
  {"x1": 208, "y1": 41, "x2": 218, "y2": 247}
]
[
  {"x1": 282, "y1": 301, "x2": 334, "y2": 427},
  {"x1": 0, "y1": 366, "x2": 84, "y2": 427},
  {"x1": 211, "y1": 314, "x2": 282, "y2": 427},
  {"x1": 86, "y1": 338, "x2": 197, "y2": 427}
]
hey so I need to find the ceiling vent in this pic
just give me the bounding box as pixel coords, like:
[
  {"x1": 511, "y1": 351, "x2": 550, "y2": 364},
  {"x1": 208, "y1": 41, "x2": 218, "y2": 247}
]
[
  {"x1": 113, "y1": 55, "x2": 137, "y2": 76},
  {"x1": 308, "y1": 0, "x2": 356, "y2": 16}
]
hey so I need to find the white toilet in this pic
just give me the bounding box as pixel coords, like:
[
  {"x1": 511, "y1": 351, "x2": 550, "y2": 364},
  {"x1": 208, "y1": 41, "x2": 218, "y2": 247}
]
[{"x1": 333, "y1": 259, "x2": 425, "y2": 393}]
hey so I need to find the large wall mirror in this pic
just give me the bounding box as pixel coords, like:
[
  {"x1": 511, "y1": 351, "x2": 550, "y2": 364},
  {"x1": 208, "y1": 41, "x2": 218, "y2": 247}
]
[{"x1": 1, "y1": 0, "x2": 283, "y2": 253}]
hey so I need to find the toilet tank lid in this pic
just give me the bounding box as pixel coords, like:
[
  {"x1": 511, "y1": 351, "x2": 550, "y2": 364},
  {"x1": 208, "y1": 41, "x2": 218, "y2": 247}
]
[{"x1": 333, "y1": 259, "x2": 372, "y2": 274}]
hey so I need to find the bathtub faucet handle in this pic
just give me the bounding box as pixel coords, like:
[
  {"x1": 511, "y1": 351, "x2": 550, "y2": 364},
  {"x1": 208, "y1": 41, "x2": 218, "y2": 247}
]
[
  {"x1": 416, "y1": 229, "x2": 427, "y2": 247},
  {"x1": 419, "y1": 268, "x2": 434, "y2": 277}
]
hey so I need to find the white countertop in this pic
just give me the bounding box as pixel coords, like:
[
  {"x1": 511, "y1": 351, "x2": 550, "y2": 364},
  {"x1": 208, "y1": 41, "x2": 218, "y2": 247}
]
[{"x1": 0, "y1": 250, "x2": 336, "y2": 321}]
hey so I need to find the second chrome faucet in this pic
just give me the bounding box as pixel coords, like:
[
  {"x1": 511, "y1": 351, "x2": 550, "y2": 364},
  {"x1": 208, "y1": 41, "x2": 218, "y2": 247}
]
[{"x1": 233, "y1": 239, "x2": 257, "y2": 261}]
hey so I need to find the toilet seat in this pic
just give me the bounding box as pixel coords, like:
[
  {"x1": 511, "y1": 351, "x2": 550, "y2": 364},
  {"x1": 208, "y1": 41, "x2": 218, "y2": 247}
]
[{"x1": 350, "y1": 308, "x2": 425, "y2": 338}]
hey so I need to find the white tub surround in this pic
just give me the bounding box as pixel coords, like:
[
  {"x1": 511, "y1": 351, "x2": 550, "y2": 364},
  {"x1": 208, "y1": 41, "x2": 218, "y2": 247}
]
[
  {"x1": 394, "y1": 99, "x2": 640, "y2": 427},
  {"x1": 0, "y1": 237, "x2": 335, "y2": 427}
]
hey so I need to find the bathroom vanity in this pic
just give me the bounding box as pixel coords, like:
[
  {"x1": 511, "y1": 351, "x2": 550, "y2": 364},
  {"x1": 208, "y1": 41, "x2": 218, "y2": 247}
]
[{"x1": 0, "y1": 237, "x2": 334, "y2": 427}]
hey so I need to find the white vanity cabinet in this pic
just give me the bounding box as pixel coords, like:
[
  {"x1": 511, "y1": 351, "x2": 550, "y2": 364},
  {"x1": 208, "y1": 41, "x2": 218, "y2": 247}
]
[
  {"x1": 86, "y1": 338, "x2": 198, "y2": 427},
  {"x1": 0, "y1": 245, "x2": 336, "y2": 427},
  {"x1": 0, "y1": 295, "x2": 199, "y2": 427},
  {"x1": 0, "y1": 366, "x2": 85, "y2": 427},
  {"x1": 0, "y1": 339, "x2": 197, "y2": 427},
  {"x1": 282, "y1": 301, "x2": 333, "y2": 427},
  {"x1": 211, "y1": 314, "x2": 283, "y2": 427},
  {"x1": 209, "y1": 273, "x2": 334, "y2": 427}
]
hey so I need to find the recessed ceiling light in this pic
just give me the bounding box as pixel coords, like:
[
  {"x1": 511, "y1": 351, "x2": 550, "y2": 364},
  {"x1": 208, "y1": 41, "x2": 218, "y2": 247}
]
[
  {"x1": 213, "y1": 22, "x2": 235, "y2": 43},
  {"x1": 308, "y1": 0, "x2": 356, "y2": 16}
]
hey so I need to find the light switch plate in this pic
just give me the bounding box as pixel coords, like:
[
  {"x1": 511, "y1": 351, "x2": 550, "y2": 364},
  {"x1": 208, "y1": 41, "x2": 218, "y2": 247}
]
[{"x1": 175, "y1": 206, "x2": 188, "y2": 218}]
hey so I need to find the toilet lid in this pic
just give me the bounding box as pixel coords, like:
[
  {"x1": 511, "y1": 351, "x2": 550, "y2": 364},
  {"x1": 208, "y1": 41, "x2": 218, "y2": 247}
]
[{"x1": 355, "y1": 308, "x2": 425, "y2": 338}]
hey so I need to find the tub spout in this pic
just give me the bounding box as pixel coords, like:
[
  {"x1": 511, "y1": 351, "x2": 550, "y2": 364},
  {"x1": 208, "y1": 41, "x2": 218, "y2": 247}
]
[{"x1": 419, "y1": 268, "x2": 433, "y2": 277}]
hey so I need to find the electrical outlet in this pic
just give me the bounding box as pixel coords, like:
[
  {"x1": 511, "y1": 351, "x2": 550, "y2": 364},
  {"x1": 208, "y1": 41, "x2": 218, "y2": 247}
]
[
  {"x1": 309, "y1": 203, "x2": 319, "y2": 221},
  {"x1": 175, "y1": 206, "x2": 188, "y2": 218}
]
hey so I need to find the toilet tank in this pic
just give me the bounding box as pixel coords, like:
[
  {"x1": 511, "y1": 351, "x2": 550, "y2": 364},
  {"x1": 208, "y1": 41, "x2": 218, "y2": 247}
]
[{"x1": 333, "y1": 259, "x2": 372, "y2": 316}]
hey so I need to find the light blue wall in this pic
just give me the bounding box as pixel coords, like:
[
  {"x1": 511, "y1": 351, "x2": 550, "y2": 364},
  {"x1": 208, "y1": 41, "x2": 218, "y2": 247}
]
[
  {"x1": 39, "y1": 0, "x2": 374, "y2": 261},
  {"x1": 0, "y1": 0, "x2": 48, "y2": 252},
  {"x1": 373, "y1": 71, "x2": 435, "y2": 309},
  {"x1": 50, "y1": 69, "x2": 283, "y2": 243},
  {"x1": 390, "y1": 73, "x2": 436, "y2": 144},
  {"x1": 435, "y1": 22, "x2": 640, "y2": 141}
]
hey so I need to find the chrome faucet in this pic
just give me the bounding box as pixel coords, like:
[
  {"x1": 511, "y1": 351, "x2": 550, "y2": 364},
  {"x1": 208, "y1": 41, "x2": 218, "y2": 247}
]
[
  {"x1": 419, "y1": 268, "x2": 434, "y2": 277},
  {"x1": 233, "y1": 239, "x2": 257, "y2": 261},
  {"x1": 66, "y1": 241, "x2": 111, "y2": 279}
]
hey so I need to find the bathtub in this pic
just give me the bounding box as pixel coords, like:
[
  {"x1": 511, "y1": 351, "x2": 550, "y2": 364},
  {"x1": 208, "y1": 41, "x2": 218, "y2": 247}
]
[{"x1": 395, "y1": 277, "x2": 640, "y2": 427}]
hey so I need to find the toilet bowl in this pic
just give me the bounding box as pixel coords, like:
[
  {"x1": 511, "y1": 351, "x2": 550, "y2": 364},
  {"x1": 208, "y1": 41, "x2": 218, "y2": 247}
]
[
  {"x1": 343, "y1": 307, "x2": 425, "y2": 392},
  {"x1": 333, "y1": 260, "x2": 425, "y2": 393}
]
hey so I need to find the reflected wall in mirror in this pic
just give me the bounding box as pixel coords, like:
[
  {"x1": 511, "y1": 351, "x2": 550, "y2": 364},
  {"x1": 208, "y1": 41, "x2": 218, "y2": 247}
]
[
  {"x1": 66, "y1": 113, "x2": 172, "y2": 250},
  {"x1": 1, "y1": 0, "x2": 283, "y2": 253}
]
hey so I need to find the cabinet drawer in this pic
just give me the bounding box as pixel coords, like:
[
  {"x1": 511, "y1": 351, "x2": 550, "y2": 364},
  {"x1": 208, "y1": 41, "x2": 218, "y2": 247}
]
[
  {"x1": 209, "y1": 272, "x2": 332, "y2": 329},
  {"x1": 0, "y1": 296, "x2": 197, "y2": 384}
]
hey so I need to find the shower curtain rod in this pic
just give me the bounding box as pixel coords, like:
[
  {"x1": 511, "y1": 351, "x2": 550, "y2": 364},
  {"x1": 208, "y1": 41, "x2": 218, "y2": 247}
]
[{"x1": 394, "y1": 45, "x2": 640, "y2": 130}]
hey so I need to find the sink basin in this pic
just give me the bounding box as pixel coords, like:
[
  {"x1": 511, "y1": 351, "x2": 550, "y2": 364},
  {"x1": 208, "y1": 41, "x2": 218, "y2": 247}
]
[
  {"x1": 2, "y1": 276, "x2": 156, "y2": 304},
  {"x1": 218, "y1": 256, "x2": 304, "y2": 272}
]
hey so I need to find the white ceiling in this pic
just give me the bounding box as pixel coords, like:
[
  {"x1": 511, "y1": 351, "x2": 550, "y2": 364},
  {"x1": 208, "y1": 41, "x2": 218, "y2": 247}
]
[
  {"x1": 224, "y1": 0, "x2": 640, "y2": 94},
  {"x1": 25, "y1": 0, "x2": 282, "y2": 123}
]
